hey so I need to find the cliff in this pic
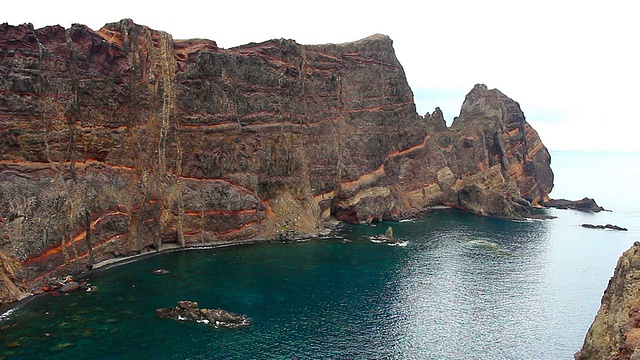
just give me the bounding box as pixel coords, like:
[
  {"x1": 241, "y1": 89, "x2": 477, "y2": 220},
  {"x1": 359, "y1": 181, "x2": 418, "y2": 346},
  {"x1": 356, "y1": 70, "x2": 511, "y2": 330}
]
[
  {"x1": 576, "y1": 242, "x2": 640, "y2": 360},
  {"x1": 0, "y1": 19, "x2": 553, "y2": 304}
]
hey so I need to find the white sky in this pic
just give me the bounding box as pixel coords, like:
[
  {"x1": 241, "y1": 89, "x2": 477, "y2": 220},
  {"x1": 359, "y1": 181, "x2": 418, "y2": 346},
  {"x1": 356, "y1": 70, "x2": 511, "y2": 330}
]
[{"x1": 4, "y1": 0, "x2": 639, "y2": 152}]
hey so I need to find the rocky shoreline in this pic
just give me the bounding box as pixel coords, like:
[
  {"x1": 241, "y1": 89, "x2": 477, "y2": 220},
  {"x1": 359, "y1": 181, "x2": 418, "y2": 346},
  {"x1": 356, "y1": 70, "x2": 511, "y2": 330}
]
[
  {"x1": 0, "y1": 224, "x2": 341, "y2": 310},
  {"x1": 2, "y1": 192, "x2": 614, "y2": 309},
  {"x1": 0, "y1": 191, "x2": 620, "y2": 312}
]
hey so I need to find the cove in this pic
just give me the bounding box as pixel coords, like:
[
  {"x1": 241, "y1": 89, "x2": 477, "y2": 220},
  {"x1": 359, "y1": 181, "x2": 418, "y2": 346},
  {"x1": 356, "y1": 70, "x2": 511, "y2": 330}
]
[{"x1": 2, "y1": 204, "x2": 637, "y2": 359}]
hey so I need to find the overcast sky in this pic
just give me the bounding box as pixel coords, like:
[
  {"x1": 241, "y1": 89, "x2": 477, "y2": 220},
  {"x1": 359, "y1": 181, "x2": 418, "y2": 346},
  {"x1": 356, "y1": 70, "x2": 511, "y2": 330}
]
[{"x1": 4, "y1": 0, "x2": 639, "y2": 152}]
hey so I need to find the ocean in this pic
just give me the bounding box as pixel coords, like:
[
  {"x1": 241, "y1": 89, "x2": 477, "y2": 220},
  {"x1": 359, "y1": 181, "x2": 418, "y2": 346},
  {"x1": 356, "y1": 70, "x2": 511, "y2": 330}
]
[{"x1": 1, "y1": 150, "x2": 639, "y2": 359}]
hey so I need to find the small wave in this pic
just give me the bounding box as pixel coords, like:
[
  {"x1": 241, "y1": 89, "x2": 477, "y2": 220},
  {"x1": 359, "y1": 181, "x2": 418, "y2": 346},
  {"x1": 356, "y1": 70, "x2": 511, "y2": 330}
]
[
  {"x1": 512, "y1": 217, "x2": 546, "y2": 223},
  {"x1": 368, "y1": 236, "x2": 408, "y2": 246},
  {"x1": 1, "y1": 308, "x2": 16, "y2": 321},
  {"x1": 369, "y1": 237, "x2": 385, "y2": 244},
  {"x1": 388, "y1": 241, "x2": 408, "y2": 247}
]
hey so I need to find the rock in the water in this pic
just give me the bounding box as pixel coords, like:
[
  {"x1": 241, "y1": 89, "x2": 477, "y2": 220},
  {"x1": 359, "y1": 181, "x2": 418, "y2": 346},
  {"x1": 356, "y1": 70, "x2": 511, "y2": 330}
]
[
  {"x1": 384, "y1": 226, "x2": 395, "y2": 241},
  {"x1": 156, "y1": 301, "x2": 250, "y2": 328},
  {"x1": 604, "y1": 224, "x2": 628, "y2": 231},
  {"x1": 59, "y1": 282, "x2": 80, "y2": 293},
  {"x1": 370, "y1": 225, "x2": 406, "y2": 246},
  {"x1": 581, "y1": 223, "x2": 628, "y2": 231},
  {"x1": 576, "y1": 243, "x2": 640, "y2": 359},
  {"x1": 543, "y1": 197, "x2": 605, "y2": 212}
]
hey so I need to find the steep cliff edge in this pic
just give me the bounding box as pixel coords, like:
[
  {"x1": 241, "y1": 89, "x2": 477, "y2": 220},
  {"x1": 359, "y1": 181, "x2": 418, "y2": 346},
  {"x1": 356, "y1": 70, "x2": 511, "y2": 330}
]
[
  {"x1": 0, "y1": 20, "x2": 553, "y2": 304},
  {"x1": 576, "y1": 242, "x2": 640, "y2": 360}
]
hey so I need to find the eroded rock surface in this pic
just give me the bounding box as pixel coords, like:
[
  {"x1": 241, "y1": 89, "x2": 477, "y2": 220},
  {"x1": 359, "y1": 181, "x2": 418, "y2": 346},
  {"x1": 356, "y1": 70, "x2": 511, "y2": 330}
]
[
  {"x1": 0, "y1": 19, "x2": 553, "y2": 304},
  {"x1": 576, "y1": 242, "x2": 640, "y2": 360}
]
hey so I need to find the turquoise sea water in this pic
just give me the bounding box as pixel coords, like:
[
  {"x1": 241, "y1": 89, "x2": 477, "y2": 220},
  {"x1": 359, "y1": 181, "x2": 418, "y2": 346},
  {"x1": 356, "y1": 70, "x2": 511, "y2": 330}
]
[{"x1": 1, "y1": 151, "x2": 639, "y2": 359}]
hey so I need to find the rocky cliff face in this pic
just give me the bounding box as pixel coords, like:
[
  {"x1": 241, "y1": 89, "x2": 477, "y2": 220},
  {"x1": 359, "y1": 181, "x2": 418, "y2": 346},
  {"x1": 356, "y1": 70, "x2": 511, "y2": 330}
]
[
  {"x1": 576, "y1": 242, "x2": 640, "y2": 360},
  {"x1": 0, "y1": 19, "x2": 553, "y2": 304}
]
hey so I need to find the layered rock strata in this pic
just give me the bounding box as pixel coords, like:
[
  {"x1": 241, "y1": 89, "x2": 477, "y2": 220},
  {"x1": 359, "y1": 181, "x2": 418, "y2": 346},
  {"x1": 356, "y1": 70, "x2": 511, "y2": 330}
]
[
  {"x1": 0, "y1": 19, "x2": 553, "y2": 304},
  {"x1": 576, "y1": 242, "x2": 640, "y2": 359}
]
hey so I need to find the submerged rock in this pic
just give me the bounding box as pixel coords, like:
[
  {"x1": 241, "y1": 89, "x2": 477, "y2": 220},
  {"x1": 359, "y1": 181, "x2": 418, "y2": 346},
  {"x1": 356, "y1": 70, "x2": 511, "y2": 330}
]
[
  {"x1": 468, "y1": 239, "x2": 511, "y2": 256},
  {"x1": 52, "y1": 342, "x2": 76, "y2": 351},
  {"x1": 156, "y1": 301, "x2": 250, "y2": 328},
  {"x1": 59, "y1": 282, "x2": 80, "y2": 293}
]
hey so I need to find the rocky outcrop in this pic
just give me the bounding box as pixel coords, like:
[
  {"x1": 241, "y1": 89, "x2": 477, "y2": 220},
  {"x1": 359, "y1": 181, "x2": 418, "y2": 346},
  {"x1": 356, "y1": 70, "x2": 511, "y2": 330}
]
[
  {"x1": 0, "y1": 19, "x2": 554, "y2": 304},
  {"x1": 446, "y1": 84, "x2": 553, "y2": 217},
  {"x1": 156, "y1": 301, "x2": 250, "y2": 328},
  {"x1": 576, "y1": 242, "x2": 640, "y2": 360},
  {"x1": 369, "y1": 225, "x2": 406, "y2": 246},
  {"x1": 581, "y1": 224, "x2": 628, "y2": 231},
  {"x1": 544, "y1": 197, "x2": 605, "y2": 212}
]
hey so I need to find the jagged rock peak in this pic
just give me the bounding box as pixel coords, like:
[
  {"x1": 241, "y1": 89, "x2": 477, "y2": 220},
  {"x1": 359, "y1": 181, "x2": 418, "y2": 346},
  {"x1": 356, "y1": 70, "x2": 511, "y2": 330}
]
[
  {"x1": 425, "y1": 107, "x2": 448, "y2": 132},
  {"x1": 451, "y1": 83, "x2": 526, "y2": 129}
]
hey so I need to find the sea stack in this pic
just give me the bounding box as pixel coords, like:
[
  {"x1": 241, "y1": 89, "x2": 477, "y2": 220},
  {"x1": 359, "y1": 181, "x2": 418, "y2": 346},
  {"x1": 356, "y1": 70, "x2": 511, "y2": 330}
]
[{"x1": 0, "y1": 19, "x2": 553, "y2": 304}]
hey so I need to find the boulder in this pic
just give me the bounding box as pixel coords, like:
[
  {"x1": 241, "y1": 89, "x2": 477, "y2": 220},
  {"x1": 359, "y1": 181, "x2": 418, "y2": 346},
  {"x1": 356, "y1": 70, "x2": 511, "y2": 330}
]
[{"x1": 59, "y1": 281, "x2": 80, "y2": 293}]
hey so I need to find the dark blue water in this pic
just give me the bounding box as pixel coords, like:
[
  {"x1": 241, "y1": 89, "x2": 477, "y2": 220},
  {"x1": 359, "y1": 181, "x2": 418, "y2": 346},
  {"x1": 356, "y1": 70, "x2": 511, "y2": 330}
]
[{"x1": 2, "y1": 151, "x2": 639, "y2": 359}]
